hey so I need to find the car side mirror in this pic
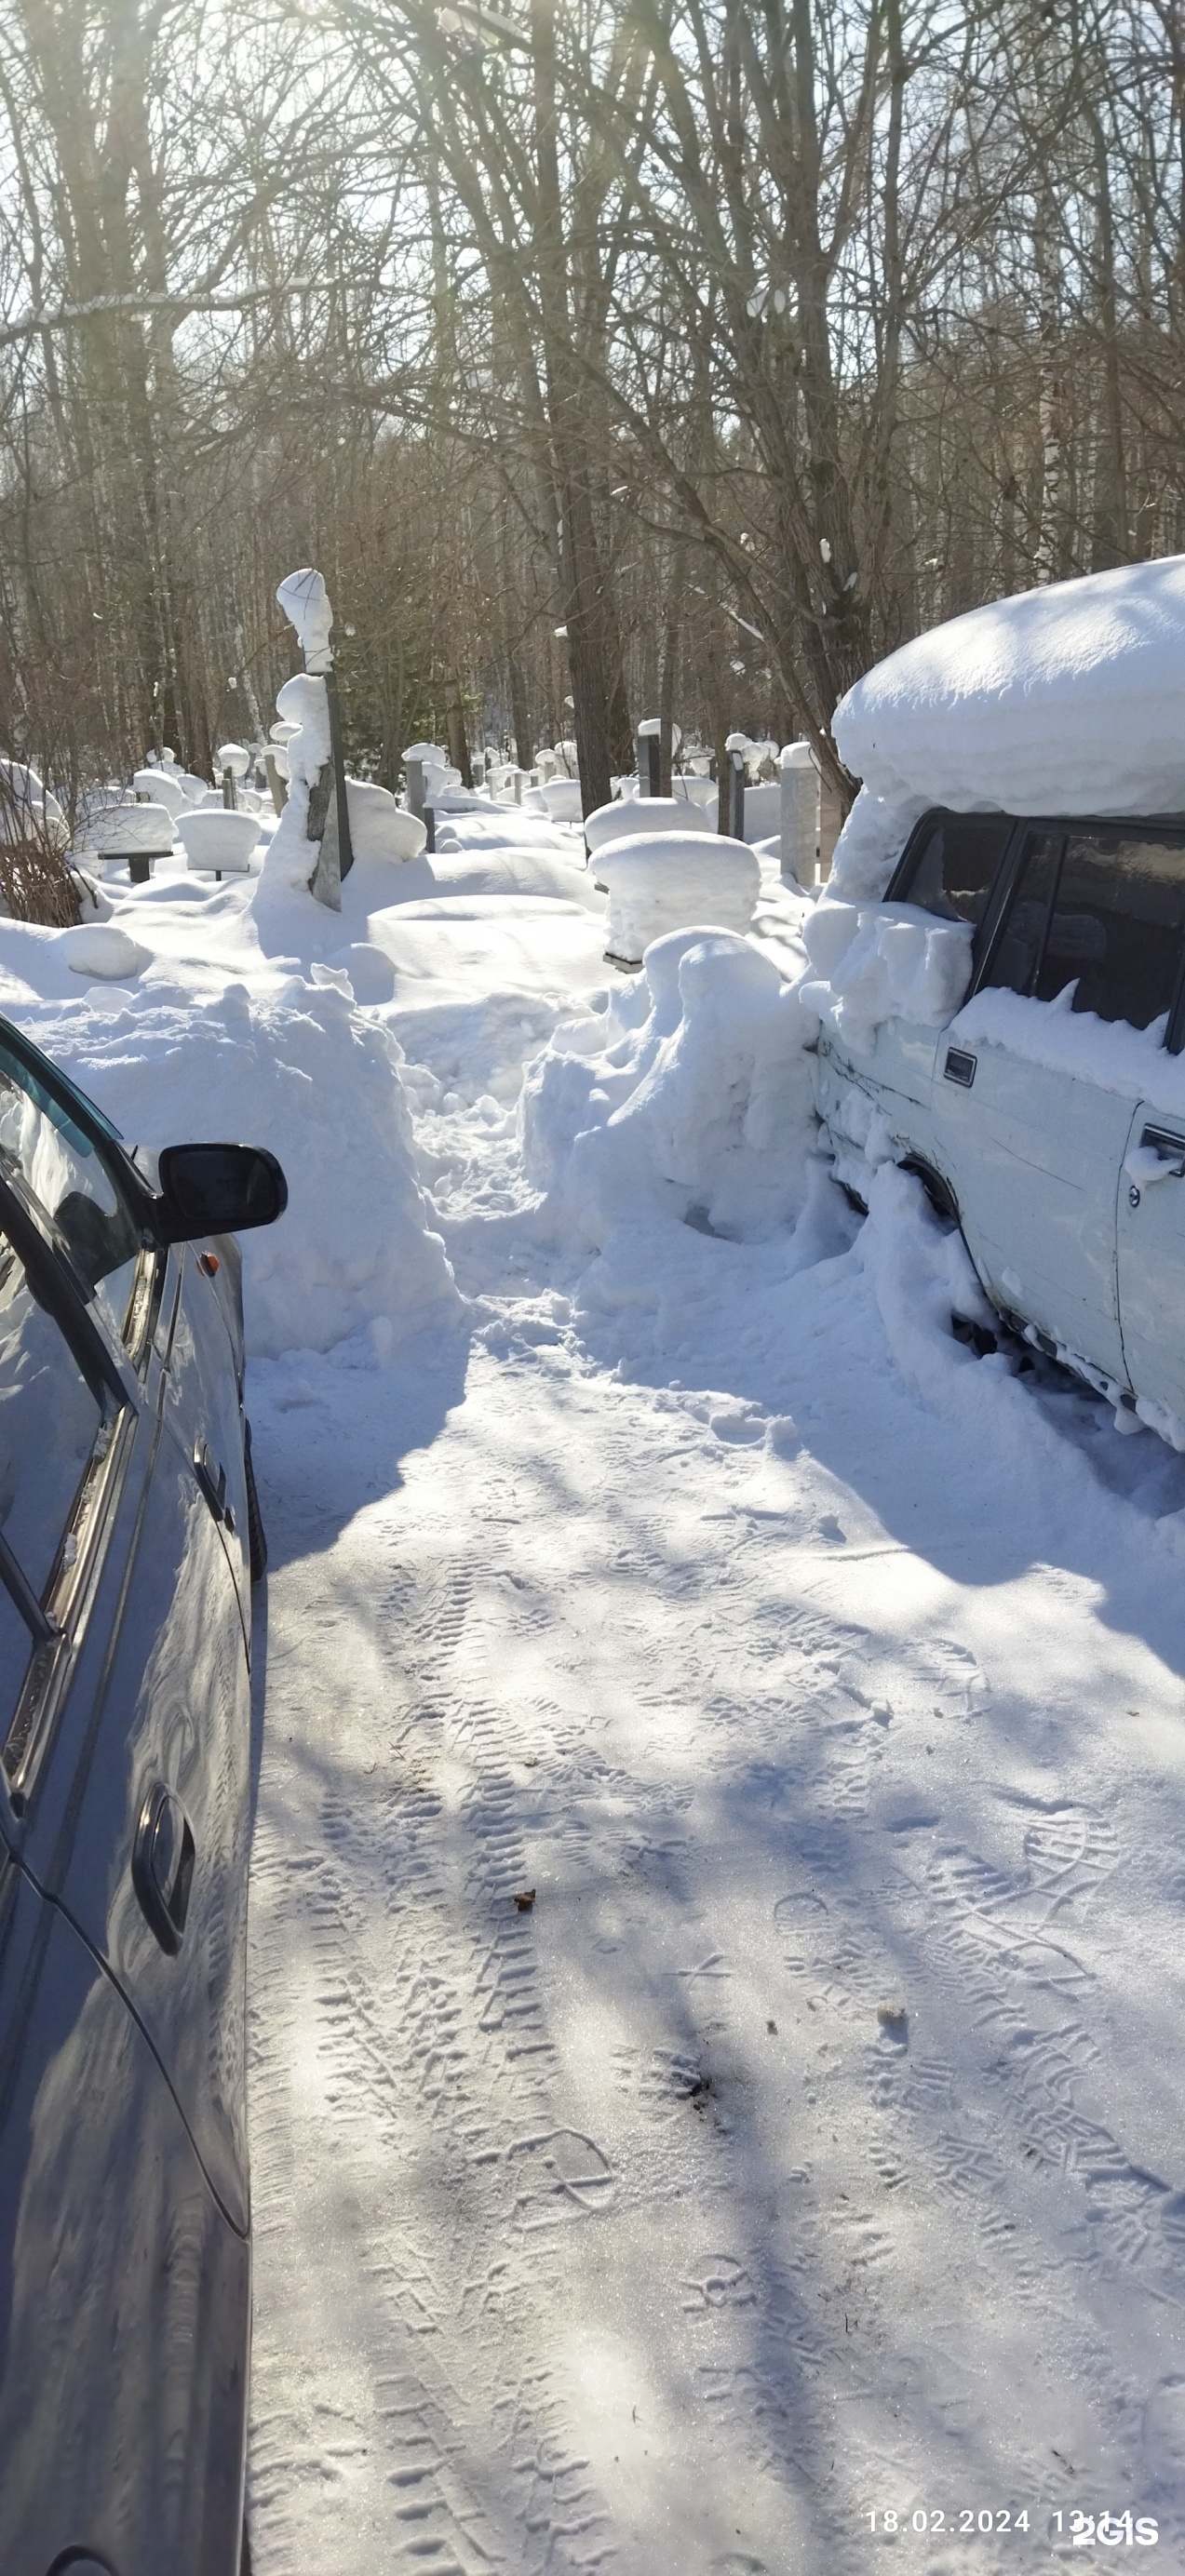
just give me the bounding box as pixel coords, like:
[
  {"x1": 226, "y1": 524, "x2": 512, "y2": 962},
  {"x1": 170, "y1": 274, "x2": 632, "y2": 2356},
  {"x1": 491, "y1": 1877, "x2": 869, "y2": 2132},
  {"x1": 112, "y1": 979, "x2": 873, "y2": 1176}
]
[{"x1": 154, "y1": 1142, "x2": 288, "y2": 1242}]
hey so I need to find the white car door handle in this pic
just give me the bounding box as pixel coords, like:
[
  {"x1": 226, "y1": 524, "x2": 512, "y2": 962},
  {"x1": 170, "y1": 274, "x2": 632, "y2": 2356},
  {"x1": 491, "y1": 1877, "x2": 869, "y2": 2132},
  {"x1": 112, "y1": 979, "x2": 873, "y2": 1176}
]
[{"x1": 1125, "y1": 1128, "x2": 1185, "y2": 1190}]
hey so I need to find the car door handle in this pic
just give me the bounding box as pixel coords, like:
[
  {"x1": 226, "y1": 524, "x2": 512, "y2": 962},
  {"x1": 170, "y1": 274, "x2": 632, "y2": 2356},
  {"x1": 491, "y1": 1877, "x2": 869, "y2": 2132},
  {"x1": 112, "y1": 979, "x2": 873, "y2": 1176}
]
[
  {"x1": 1138, "y1": 1124, "x2": 1185, "y2": 1174},
  {"x1": 132, "y1": 1783, "x2": 195, "y2": 1955},
  {"x1": 193, "y1": 1437, "x2": 233, "y2": 1530}
]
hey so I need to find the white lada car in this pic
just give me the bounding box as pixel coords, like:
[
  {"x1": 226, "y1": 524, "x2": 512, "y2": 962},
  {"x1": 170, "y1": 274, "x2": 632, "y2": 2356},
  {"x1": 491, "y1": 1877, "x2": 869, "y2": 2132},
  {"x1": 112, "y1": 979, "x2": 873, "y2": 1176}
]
[{"x1": 809, "y1": 803, "x2": 1185, "y2": 1436}]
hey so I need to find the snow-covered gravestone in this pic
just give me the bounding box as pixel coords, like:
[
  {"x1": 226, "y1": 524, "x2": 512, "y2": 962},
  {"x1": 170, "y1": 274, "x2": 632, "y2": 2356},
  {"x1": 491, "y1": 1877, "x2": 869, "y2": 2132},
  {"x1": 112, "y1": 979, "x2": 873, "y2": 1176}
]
[
  {"x1": 276, "y1": 568, "x2": 354, "y2": 909},
  {"x1": 723, "y1": 733, "x2": 747, "y2": 839},
  {"x1": 779, "y1": 742, "x2": 818, "y2": 889},
  {"x1": 636, "y1": 717, "x2": 662, "y2": 798}
]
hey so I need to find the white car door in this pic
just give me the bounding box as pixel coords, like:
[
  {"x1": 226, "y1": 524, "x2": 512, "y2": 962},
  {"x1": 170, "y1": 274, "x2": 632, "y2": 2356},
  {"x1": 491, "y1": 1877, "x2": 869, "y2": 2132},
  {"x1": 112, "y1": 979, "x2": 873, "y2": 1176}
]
[
  {"x1": 814, "y1": 810, "x2": 1014, "y2": 1187},
  {"x1": 936, "y1": 822, "x2": 1185, "y2": 1388}
]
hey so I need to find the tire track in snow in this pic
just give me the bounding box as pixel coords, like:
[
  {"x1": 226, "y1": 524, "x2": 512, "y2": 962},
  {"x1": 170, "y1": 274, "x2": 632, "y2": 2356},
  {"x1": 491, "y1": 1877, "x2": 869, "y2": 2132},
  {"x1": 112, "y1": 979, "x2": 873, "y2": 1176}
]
[{"x1": 248, "y1": 1498, "x2": 619, "y2": 2575}]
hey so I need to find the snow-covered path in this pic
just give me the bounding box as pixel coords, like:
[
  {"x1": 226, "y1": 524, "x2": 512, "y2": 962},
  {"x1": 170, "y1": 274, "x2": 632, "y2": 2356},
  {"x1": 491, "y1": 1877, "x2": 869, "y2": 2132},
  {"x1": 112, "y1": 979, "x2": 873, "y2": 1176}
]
[{"x1": 244, "y1": 946, "x2": 1185, "y2": 2575}]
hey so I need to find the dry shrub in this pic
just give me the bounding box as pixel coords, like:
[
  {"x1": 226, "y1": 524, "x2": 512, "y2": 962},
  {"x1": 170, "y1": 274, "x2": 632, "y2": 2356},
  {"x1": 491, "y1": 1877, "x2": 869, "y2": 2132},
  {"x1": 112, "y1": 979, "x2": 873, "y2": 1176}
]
[{"x1": 0, "y1": 766, "x2": 79, "y2": 926}]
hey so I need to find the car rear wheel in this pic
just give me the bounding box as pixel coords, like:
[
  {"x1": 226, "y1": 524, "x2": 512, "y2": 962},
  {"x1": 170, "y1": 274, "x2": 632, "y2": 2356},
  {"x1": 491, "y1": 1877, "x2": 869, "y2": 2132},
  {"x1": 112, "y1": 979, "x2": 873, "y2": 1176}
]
[{"x1": 244, "y1": 1422, "x2": 267, "y2": 1584}]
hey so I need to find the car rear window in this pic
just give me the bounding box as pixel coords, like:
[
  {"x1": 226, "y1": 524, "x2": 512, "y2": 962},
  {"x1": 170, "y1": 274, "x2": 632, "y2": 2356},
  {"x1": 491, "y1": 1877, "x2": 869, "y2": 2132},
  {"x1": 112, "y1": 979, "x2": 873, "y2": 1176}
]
[
  {"x1": 984, "y1": 825, "x2": 1185, "y2": 1030},
  {"x1": 891, "y1": 811, "x2": 1014, "y2": 926}
]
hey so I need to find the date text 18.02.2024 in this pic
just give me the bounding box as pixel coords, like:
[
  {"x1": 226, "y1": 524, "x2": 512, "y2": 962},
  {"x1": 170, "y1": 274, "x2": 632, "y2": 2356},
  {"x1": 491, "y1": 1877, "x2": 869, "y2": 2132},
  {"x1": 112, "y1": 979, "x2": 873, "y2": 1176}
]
[{"x1": 864, "y1": 2507, "x2": 1159, "y2": 2543}]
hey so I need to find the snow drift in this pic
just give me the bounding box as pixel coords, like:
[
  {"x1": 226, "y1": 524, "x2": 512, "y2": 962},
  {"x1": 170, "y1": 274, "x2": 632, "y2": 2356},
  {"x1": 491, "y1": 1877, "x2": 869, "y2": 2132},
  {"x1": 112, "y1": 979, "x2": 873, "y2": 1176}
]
[
  {"x1": 828, "y1": 786, "x2": 927, "y2": 902},
  {"x1": 521, "y1": 926, "x2": 816, "y2": 1244},
  {"x1": 799, "y1": 898, "x2": 974, "y2": 1053},
  {"x1": 6, "y1": 975, "x2": 458, "y2": 1360}
]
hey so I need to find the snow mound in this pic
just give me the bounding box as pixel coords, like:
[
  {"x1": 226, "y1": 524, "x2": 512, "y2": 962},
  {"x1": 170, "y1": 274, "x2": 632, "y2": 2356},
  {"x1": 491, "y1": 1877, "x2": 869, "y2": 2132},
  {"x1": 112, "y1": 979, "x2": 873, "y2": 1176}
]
[
  {"x1": 598, "y1": 831, "x2": 760, "y2": 963},
  {"x1": 62, "y1": 924, "x2": 153, "y2": 981},
  {"x1": 275, "y1": 673, "x2": 330, "y2": 776},
  {"x1": 330, "y1": 942, "x2": 397, "y2": 1003},
  {"x1": 520, "y1": 927, "x2": 816, "y2": 1244},
  {"x1": 800, "y1": 899, "x2": 973, "y2": 1054},
  {"x1": 133, "y1": 767, "x2": 188, "y2": 817},
  {"x1": 19, "y1": 979, "x2": 458, "y2": 1358},
  {"x1": 833, "y1": 556, "x2": 1185, "y2": 818},
  {"x1": 540, "y1": 779, "x2": 584, "y2": 825},
  {"x1": 345, "y1": 780, "x2": 426, "y2": 863},
  {"x1": 584, "y1": 796, "x2": 717, "y2": 856},
  {"x1": 409, "y1": 846, "x2": 602, "y2": 910}
]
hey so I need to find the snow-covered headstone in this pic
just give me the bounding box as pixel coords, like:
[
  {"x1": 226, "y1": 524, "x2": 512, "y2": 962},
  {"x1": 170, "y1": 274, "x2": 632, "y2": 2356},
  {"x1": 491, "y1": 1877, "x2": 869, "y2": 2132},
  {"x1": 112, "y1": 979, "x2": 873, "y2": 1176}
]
[
  {"x1": 723, "y1": 733, "x2": 747, "y2": 839},
  {"x1": 636, "y1": 717, "x2": 662, "y2": 798},
  {"x1": 598, "y1": 828, "x2": 761, "y2": 966},
  {"x1": 779, "y1": 742, "x2": 818, "y2": 889}
]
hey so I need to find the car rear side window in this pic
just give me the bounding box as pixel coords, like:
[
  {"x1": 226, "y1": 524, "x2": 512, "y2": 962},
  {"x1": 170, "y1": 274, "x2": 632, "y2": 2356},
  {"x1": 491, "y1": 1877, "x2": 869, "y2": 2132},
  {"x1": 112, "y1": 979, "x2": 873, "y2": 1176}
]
[
  {"x1": 892, "y1": 812, "x2": 1014, "y2": 926},
  {"x1": 984, "y1": 825, "x2": 1185, "y2": 1030}
]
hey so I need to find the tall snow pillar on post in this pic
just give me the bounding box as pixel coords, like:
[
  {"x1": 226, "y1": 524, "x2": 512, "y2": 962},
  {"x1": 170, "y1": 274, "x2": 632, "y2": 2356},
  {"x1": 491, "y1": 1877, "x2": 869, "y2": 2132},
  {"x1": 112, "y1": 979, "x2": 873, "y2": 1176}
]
[
  {"x1": 276, "y1": 568, "x2": 355, "y2": 910},
  {"x1": 636, "y1": 718, "x2": 661, "y2": 797},
  {"x1": 779, "y1": 742, "x2": 820, "y2": 888},
  {"x1": 722, "y1": 734, "x2": 747, "y2": 839}
]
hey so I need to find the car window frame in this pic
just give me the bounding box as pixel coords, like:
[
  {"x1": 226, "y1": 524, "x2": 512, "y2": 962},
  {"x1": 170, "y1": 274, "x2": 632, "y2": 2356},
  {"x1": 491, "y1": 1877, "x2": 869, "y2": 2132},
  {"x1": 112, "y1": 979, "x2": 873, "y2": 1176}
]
[
  {"x1": 0, "y1": 1013, "x2": 165, "y2": 1365},
  {"x1": 884, "y1": 808, "x2": 1024, "y2": 970},
  {"x1": 0, "y1": 1163, "x2": 141, "y2": 1812}
]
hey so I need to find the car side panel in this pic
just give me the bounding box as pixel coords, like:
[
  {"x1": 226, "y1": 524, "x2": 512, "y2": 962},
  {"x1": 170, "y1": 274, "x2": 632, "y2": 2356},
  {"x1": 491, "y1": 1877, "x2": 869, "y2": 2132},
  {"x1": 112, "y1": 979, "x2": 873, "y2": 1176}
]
[
  {"x1": 933, "y1": 1037, "x2": 1132, "y2": 1381},
  {"x1": 0, "y1": 1857, "x2": 249, "y2": 2576},
  {"x1": 813, "y1": 1021, "x2": 943, "y2": 1194},
  {"x1": 20, "y1": 1343, "x2": 251, "y2": 2234},
  {"x1": 1117, "y1": 1101, "x2": 1185, "y2": 1422}
]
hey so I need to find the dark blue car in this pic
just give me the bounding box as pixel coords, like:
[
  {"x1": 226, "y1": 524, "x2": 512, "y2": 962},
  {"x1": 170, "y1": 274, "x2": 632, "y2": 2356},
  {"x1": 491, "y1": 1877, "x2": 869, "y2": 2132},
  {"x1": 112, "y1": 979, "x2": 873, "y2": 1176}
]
[{"x1": 0, "y1": 1010, "x2": 286, "y2": 2576}]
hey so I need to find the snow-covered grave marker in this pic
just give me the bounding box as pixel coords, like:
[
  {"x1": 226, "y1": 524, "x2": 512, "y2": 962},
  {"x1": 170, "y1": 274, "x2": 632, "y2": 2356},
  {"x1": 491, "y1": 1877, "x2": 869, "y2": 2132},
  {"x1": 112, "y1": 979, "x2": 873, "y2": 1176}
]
[
  {"x1": 635, "y1": 715, "x2": 662, "y2": 797},
  {"x1": 219, "y1": 739, "x2": 249, "y2": 812},
  {"x1": 276, "y1": 567, "x2": 355, "y2": 909},
  {"x1": 779, "y1": 738, "x2": 819, "y2": 888},
  {"x1": 88, "y1": 795, "x2": 175, "y2": 884},
  {"x1": 819, "y1": 763, "x2": 843, "y2": 878},
  {"x1": 722, "y1": 731, "x2": 747, "y2": 839}
]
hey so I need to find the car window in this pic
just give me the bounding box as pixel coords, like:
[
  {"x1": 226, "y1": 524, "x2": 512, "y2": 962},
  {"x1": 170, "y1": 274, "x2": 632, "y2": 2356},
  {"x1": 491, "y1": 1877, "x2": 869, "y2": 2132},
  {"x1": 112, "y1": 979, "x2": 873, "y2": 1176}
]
[
  {"x1": 0, "y1": 1219, "x2": 105, "y2": 1611},
  {"x1": 1037, "y1": 830, "x2": 1185, "y2": 1027},
  {"x1": 892, "y1": 812, "x2": 1014, "y2": 926},
  {"x1": 981, "y1": 828, "x2": 1063, "y2": 997},
  {"x1": 0, "y1": 1053, "x2": 141, "y2": 1346},
  {"x1": 983, "y1": 825, "x2": 1185, "y2": 1030}
]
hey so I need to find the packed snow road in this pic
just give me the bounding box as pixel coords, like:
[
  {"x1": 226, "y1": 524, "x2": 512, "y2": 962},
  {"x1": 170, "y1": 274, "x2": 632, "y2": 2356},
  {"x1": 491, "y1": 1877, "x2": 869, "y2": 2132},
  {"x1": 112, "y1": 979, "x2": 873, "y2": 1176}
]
[{"x1": 244, "y1": 919, "x2": 1185, "y2": 2575}]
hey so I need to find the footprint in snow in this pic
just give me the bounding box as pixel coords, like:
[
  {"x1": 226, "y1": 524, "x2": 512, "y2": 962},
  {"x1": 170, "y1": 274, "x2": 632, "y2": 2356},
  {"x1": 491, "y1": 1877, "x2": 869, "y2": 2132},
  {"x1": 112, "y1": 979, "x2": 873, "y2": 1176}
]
[{"x1": 814, "y1": 1513, "x2": 845, "y2": 1543}]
